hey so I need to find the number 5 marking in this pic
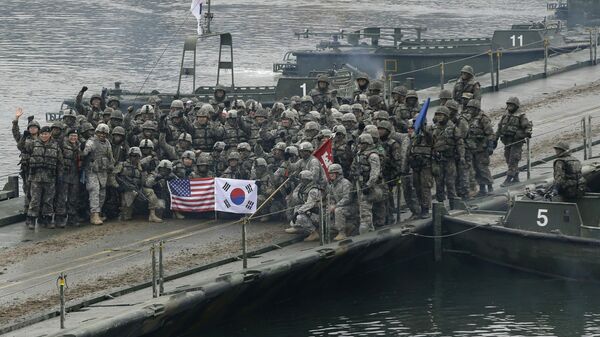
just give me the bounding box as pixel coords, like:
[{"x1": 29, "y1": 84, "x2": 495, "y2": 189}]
[{"x1": 537, "y1": 209, "x2": 548, "y2": 227}]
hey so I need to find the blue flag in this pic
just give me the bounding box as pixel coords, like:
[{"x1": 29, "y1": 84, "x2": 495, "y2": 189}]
[{"x1": 413, "y1": 97, "x2": 430, "y2": 135}]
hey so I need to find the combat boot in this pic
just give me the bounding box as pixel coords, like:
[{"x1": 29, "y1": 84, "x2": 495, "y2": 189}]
[
  {"x1": 55, "y1": 215, "x2": 67, "y2": 228},
  {"x1": 173, "y1": 211, "x2": 185, "y2": 220},
  {"x1": 285, "y1": 226, "x2": 301, "y2": 234},
  {"x1": 512, "y1": 174, "x2": 520, "y2": 184},
  {"x1": 26, "y1": 216, "x2": 36, "y2": 230},
  {"x1": 304, "y1": 230, "x2": 320, "y2": 242},
  {"x1": 120, "y1": 207, "x2": 133, "y2": 221},
  {"x1": 477, "y1": 184, "x2": 487, "y2": 197},
  {"x1": 46, "y1": 216, "x2": 56, "y2": 229},
  {"x1": 148, "y1": 209, "x2": 163, "y2": 223},
  {"x1": 420, "y1": 208, "x2": 431, "y2": 219},
  {"x1": 67, "y1": 215, "x2": 80, "y2": 227},
  {"x1": 90, "y1": 212, "x2": 103, "y2": 226},
  {"x1": 500, "y1": 176, "x2": 513, "y2": 187},
  {"x1": 333, "y1": 230, "x2": 347, "y2": 241}
]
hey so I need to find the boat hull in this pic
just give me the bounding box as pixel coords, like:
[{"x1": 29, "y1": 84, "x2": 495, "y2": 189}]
[{"x1": 444, "y1": 215, "x2": 600, "y2": 281}]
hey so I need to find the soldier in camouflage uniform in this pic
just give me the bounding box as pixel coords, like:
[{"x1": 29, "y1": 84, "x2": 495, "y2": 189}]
[
  {"x1": 222, "y1": 151, "x2": 249, "y2": 179},
  {"x1": 139, "y1": 139, "x2": 160, "y2": 174},
  {"x1": 332, "y1": 125, "x2": 353, "y2": 179},
  {"x1": 251, "y1": 158, "x2": 276, "y2": 221},
  {"x1": 452, "y1": 65, "x2": 481, "y2": 109},
  {"x1": 159, "y1": 131, "x2": 193, "y2": 161},
  {"x1": 209, "y1": 84, "x2": 230, "y2": 114},
  {"x1": 266, "y1": 110, "x2": 299, "y2": 145},
  {"x1": 222, "y1": 110, "x2": 251, "y2": 149},
  {"x1": 286, "y1": 142, "x2": 326, "y2": 188},
  {"x1": 353, "y1": 73, "x2": 370, "y2": 99},
  {"x1": 211, "y1": 142, "x2": 228, "y2": 177},
  {"x1": 191, "y1": 104, "x2": 223, "y2": 153},
  {"x1": 237, "y1": 142, "x2": 256, "y2": 175},
  {"x1": 328, "y1": 164, "x2": 356, "y2": 241},
  {"x1": 446, "y1": 100, "x2": 470, "y2": 199},
  {"x1": 309, "y1": 74, "x2": 338, "y2": 112},
  {"x1": 431, "y1": 107, "x2": 465, "y2": 208},
  {"x1": 552, "y1": 142, "x2": 586, "y2": 201},
  {"x1": 285, "y1": 170, "x2": 323, "y2": 242},
  {"x1": 109, "y1": 110, "x2": 124, "y2": 130},
  {"x1": 110, "y1": 126, "x2": 128, "y2": 163},
  {"x1": 82, "y1": 124, "x2": 114, "y2": 225},
  {"x1": 172, "y1": 150, "x2": 199, "y2": 179},
  {"x1": 464, "y1": 100, "x2": 495, "y2": 196},
  {"x1": 163, "y1": 100, "x2": 192, "y2": 146},
  {"x1": 196, "y1": 154, "x2": 215, "y2": 178},
  {"x1": 438, "y1": 89, "x2": 453, "y2": 106},
  {"x1": 393, "y1": 90, "x2": 420, "y2": 133},
  {"x1": 12, "y1": 107, "x2": 39, "y2": 215},
  {"x1": 25, "y1": 126, "x2": 63, "y2": 229},
  {"x1": 378, "y1": 120, "x2": 418, "y2": 222},
  {"x1": 55, "y1": 129, "x2": 81, "y2": 227},
  {"x1": 389, "y1": 86, "x2": 408, "y2": 115},
  {"x1": 115, "y1": 147, "x2": 162, "y2": 222},
  {"x1": 352, "y1": 134, "x2": 382, "y2": 234},
  {"x1": 408, "y1": 120, "x2": 434, "y2": 218},
  {"x1": 145, "y1": 160, "x2": 178, "y2": 219},
  {"x1": 496, "y1": 96, "x2": 532, "y2": 187}
]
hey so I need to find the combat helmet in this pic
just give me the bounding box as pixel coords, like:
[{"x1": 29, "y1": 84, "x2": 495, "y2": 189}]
[
  {"x1": 316, "y1": 74, "x2": 330, "y2": 86},
  {"x1": 299, "y1": 170, "x2": 314, "y2": 181},
  {"x1": 112, "y1": 126, "x2": 126, "y2": 136},
  {"x1": 406, "y1": 90, "x2": 418, "y2": 99},
  {"x1": 356, "y1": 73, "x2": 370, "y2": 83},
  {"x1": 333, "y1": 124, "x2": 347, "y2": 135},
  {"x1": 273, "y1": 142, "x2": 287, "y2": 152},
  {"x1": 352, "y1": 103, "x2": 364, "y2": 112},
  {"x1": 301, "y1": 95, "x2": 314, "y2": 104},
  {"x1": 237, "y1": 142, "x2": 251, "y2": 152},
  {"x1": 128, "y1": 147, "x2": 142, "y2": 157},
  {"x1": 107, "y1": 96, "x2": 120, "y2": 108},
  {"x1": 445, "y1": 100, "x2": 460, "y2": 112},
  {"x1": 158, "y1": 159, "x2": 173, "y2": 170},
  {"x1": 438, "y1": 90, "x2": 452, "y2": 100},
  {"x1": 358, "y1": 133, "x2": 374, "y2": 145},
  {"x1": 89, "y1": 94, "x2": 102, "y2": 105},
  {"x1": 506, "y1": 96, "x2": 521, "y2": 108},
  {"x1": 170, "y1": 100, "x2": 184, "y2": 110},
  {"x1": 255, "y1": 157, "x2": 268, "y2": 167},
  {"x1": 28, "y1": 120, "x2": 41, "y2": 130},
  {"x1": 139, "y1": 139, "x2": 154, "y2": 149},
  {"x1": 369, "y1": 80, "x2": 384, "y2": 92},
  {"x1": 140, "y1": 104, "x2": 155, "y2": 115},
  {"x1": 178, "y1": 133, "x2": 192, "y2": 143},
  {"x1": 435, "y1": 106, "x2": 450, "y2": 116},
  {"x1": 342, "y1": 113, "x2": 357, "y2": 123},
  {"x1": 228, "y1": 151, "x2": 241, "y2": 161},
  {"x1": 181, "y1": 150, "x2": 196, "y2": 160},
  {"x1": 142, "y1": 120, "x2": 157, "y2": 131},
  {"x1": 553, "y1": 142, "x2": 570, "y2": 152},
  {"x1": 95, "y1": 123, "x2": 110, "y2": 134},
  {"x1": 305, "y1": 121, "x2": 319, "y2": 131},
  {"x1": 338, "y1": 104, "x2": 352, "y2": 114},
  {"x1": 392, "y1": 86, "x2": 408, "y2": 96},
  {"x1": 461, "y1": 65, "x2": 475, "y2": 76},
  {"x1": 110, "y1": 110, "x2": 123, "y2": 120},
  {"x1": 377, "y1": 120, "x2": 394, "y2": 132},
  {"x1": 197, "y1": 104, "x2": 214, "y2": 117},
  {"x1": 328, "y1": 163, "x2": 343, "y2": 175},
  {"x1": 299, "y1": 141, "x2": 314, "y2": 152},
  {"x1": 466, "y1": 99, "x2": 481, "y2": 109}
]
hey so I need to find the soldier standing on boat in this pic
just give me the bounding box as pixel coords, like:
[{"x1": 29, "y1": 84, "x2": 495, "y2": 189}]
[
  {"x1": 328, "y1": 164, "x2": 355, "y2": 241},
  {"x1": 552, "y1": 142, "x2": 586, "y2": 201},
  {"x1": 82, "y1": 123, "x2": 114, "y2": 226},
  {"x1": 352, "y1": 134, "x2": 382, "y2": 234},
  {"x1": 25, "y1": 126, "x2": 63, "y2": 229},
  {"x1": 464, "y1": 100, "x2": 495, "y2": 196},
  {"x1": 452, "y1": 65, "x2": 481, "y2": 109},
  {"x1": 309, "y1": 74, "x2": 338, "y2": 112},
  {"x1": 496, "y1": 96, "x2": 532, "y2": 187},
  {"x1": 12, "y1": 107, "x2": 39, "y2": 217},
  {"x1": 353, "y1": 73, "x2": 370, "y2": 99}
]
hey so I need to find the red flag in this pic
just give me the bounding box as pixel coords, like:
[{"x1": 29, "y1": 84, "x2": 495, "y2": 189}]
[{"x1": 313, "y1": 138, "x2": 334, "y2": 181}]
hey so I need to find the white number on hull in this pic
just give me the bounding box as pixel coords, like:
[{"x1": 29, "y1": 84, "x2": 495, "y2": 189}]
[{"x1": 537, "y1": 209, "x2": 549, "y2": 227}]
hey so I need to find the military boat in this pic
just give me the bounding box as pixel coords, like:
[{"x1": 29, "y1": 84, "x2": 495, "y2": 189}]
[
  {"x1": 273, "y1": 21, "x2": 589, "y2": 89},
  {"x1": 442, "y1": 163, "x2": 600, "y2": 281}
]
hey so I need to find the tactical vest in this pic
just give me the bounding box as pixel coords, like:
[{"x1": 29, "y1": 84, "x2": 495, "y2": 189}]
[
  {"x1": 453, "y1": 79, "x2": 479, "y2": 102},
  {"x1": 380, "y1": 139, "x2": 398, "y2": 179},
  {"x1": 88, "y1": 138, "x2": 113, "y2": 173},
  {"x1": 223, "y1": 125, "x2": 248, "y2": 146},
  {"x1": 433, "y1": 122, "x2": 458, "y2": 157},
  {"x1": 120, "y1": 161, "x2": 142, "y2": 187},
  {"x1": 554, "y1": 156, "x2": 584, "y2": 191},
  {"x1": 173, "y1": 161, "x2": 196, "y2": 179},
  {"x1": 29, "y1": 140, "x2": 60, "y2": 170},
  {"x1": 298, "y1": 182, "x2": 319, "y2": 213},
  {"x1": 466, "y1": 114, "x2": 488, "y2": 151},
  {"x1": 61, "y1": 142, "x2": 79, "y2": 175},
  {"x1": 192, "y1": 124, "x2": 217, "y2": 152},
  {"x1": 358, "y1": 149, "x2": 379, "y2": 183},
  {"x1": 499, "y1": 112, "x2": 525, "y2": 139}
]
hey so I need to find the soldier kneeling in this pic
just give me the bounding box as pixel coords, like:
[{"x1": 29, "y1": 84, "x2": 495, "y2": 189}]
[
  {"x1": 328, "y1": 164, "x2": 356, "y2": 241},
  {"x1": 115, "y1": 147, "x2": 163, "y2": 222},
  {"x1": 285, "y1": 170, "x2": 323, "y2": 242}
]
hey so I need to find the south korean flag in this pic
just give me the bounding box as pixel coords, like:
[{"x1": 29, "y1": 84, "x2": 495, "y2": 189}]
[{"x1": 214, "y1": 178, "x2": 258, "y2": 214}]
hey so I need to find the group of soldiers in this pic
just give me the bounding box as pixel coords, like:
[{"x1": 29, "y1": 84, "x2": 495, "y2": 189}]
[{"x1": 12, "y1": 64, "x2": 540, "y2": 241}]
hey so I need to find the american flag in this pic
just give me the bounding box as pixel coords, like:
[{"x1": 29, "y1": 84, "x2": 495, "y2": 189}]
[{"x1": 168, "y1": 178, "x2": 215, "y2": 212}]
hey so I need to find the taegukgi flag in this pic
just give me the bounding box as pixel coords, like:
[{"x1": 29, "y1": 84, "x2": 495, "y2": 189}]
[
  {"x1": 190, "y1": 0, "x2": 205, "y2": 35},
  {"x1": 214, "y1": 178, "x2": 258, "y2": 214}
]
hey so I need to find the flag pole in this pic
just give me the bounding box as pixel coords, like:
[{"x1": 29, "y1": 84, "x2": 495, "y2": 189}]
[
  {"x1": 242, "y1": 216, "x2": 248, "y2": 269},
  {"x1": 248, "y1": 177, "x2": 291, "y2": 221}
]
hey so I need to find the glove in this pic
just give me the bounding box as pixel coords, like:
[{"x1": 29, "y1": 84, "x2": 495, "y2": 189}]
[
  {"x1": 80, "y1": 142, "x2": 86, "y2": 151},
  {"x1": 326, "y1": 101, "x2": 333, "y2": 109},
  {"x1": 284, "y1": 152, "x2": 291, "y2": 161},
  {"x1": 81, "y1": 86, "x2": 88, "y2": 93},
  {"x1": 27, "y1": 115, "x2": 35, "y2": 123},
  {"x1": 127, "y1": 106, "x2": 134, "y2": 113},
  {"x1": 358, "y1": 122, "x2": 365, "y2": 132},
  {"x1": 278, "y1": 130, "x2": 286, "y2": 138},
  {"x1": 101, "y1": 87, "x2": 108, "y2": 97}
]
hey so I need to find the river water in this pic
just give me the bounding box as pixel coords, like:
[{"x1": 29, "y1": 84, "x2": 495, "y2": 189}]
[
  {"x1": 196, "y1": 255, "x2": 600, "y2": 337},
  {"x1": 0, "y1": 0, "x2": 549, "y2": 178}
]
